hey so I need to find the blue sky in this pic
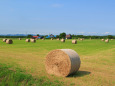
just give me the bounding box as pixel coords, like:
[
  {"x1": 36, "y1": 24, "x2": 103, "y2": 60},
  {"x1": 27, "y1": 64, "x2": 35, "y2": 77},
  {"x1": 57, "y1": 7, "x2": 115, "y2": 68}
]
[{"x1": 0, "y1": 0, "x2": 115, "y2": 35}]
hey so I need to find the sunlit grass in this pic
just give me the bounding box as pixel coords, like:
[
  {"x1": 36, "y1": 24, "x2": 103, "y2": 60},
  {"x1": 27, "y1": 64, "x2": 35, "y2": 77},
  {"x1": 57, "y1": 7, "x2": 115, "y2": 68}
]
[{"x1": 0, "y1": 38, "x2": 115, "y2": 86}]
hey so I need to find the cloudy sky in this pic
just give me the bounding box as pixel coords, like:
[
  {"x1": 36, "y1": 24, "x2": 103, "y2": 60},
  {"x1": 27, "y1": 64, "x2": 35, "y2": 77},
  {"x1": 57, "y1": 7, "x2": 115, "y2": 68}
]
[{"x1": 0, "y1": 0, "x2": 115, "y2": 35}]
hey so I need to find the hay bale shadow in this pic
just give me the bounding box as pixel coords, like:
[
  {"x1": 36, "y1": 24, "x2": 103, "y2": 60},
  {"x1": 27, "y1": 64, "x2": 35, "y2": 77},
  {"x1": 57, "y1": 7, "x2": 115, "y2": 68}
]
[{"x1": 68, "y1": 71, "x2": 91, "y2": 77}]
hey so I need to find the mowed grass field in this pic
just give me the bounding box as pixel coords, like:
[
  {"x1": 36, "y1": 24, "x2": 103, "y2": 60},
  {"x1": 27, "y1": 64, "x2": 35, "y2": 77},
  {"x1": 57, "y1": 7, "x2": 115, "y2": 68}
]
[{"x1": 0, "y1": 38, "x2": 115, "y2": 86}]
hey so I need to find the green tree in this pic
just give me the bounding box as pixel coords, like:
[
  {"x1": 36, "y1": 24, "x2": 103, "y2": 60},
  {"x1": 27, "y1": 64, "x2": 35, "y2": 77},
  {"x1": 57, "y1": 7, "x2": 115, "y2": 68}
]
[
  {"x1": 37, "y1": 34, "x2": 40, "y2": 36},
  {"x1": 27, "y1": 35, "x2": 32, "y2": 38},
  {"x1": 59, "y1": 32, "x2": 66, "y2": 38},
  {"x1": 108, "y1": 35, "x2": 113, "y2": 39}
]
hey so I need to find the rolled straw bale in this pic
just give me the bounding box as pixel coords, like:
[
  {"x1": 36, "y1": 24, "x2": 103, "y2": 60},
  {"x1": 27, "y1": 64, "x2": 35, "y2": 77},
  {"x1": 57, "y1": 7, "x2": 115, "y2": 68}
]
[
  {"x1": 61, "y1": 39, "x2": 65, "y2": 42},
  {"x1": 107, "y1": 39, "x2": 109, "y2": 41},
  {"x1": 101, "y1": 39, "x2": 104, "y2": 41},
  {"x1": 19, "y1": 38, "x2": 21, "y2": 40},
  {"x1": 6, "y1": 39, "x2": 13, "y2": 44},
  {"x1": 31, "y1": 39, "x2": 36, "y2": 43},
  {"x1": 72, "y1": 40, "x2": 77, "y2": 44},
  {"x1": 80, "y1": 38, "x2": 83, "y2": 41},
  {"x1": 57, "y1": 38, "x2": 60, "y2": 40},
  {"x1": 3, "y1": 39, "x2": 7, "y2": 42},
  {"x1": 51, "y1": 38, "x2": 53, "y2": 40},
  {"x1": 25, "y1": 39, "x2": 30, "y2": 42},
  {"x1": 45, "y1": 49, "x2": 81, "y2": 77},
  {"x1": 105, "y1": 39, "x2": 109, "y2": 43},
  {"x1": 42, "y1": 38, "x2": 45, "y2": 40}
]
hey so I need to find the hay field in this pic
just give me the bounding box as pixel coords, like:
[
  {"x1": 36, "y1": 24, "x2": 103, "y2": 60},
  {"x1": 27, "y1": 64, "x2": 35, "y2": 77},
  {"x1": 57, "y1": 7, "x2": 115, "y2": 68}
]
[{"x1": 0, "y1": 38, "x2": 115, "y2": 86}]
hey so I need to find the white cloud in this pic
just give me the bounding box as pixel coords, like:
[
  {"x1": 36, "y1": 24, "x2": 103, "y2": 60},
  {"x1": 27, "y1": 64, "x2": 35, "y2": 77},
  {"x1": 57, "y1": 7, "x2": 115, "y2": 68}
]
[
  {"x1": 104, "y1": 32, "x2": 110, "y2": 34},
  {"x1": 51, "y1": 4, "x2": 63, "y2": 8}
]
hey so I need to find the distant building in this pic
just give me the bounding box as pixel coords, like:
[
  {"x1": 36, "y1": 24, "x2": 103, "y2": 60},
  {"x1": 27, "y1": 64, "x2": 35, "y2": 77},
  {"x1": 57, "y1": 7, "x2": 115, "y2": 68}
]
[
  {"x1": 32, "y1": 36, "x2": 38, "y2": 39},
  {"x1": 66, "y1": 34, "x2": 72, "y2": 39}
]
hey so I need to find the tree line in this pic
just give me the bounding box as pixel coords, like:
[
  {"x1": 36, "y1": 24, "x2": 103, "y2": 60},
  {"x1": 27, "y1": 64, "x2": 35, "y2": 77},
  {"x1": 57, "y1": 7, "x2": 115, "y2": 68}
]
[{"x1": 0, "y1": 32, "x2": 115, "y2": 39}]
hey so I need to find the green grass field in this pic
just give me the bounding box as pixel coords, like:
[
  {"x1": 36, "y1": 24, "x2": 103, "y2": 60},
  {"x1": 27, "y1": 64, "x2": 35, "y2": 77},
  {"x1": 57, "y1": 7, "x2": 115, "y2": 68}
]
[{"x1": 0, "y1": 38, "x2": 115, "y2": 86}]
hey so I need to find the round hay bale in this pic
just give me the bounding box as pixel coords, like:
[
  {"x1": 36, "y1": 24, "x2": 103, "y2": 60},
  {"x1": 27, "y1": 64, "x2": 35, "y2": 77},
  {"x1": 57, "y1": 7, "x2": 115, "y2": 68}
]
[
  {"x1": 111, "y1": 39, "x2": 114, "y2": 40},
  {"x1": 42, "y1": 38, "x2": 45, "y2": 40},
  {"x1": 6, "y1": 39, "x2": 13, "y2": 44},
  {"x1": 25, "y1": 39, "x2": 30, "y2": 42},
  {"x1": 45, "y1": 49, "x2": 81, "y2": 77},
  {"x1": 80, "y1": 38, "x2": 83, "y2": 41},
  {"x1": 57, "y1": 38, "x2": 60, "y2": 40},
  {"x1": 61, "y1": 39, "x2": 65, "y2": 42},
  {"x1": 105, "y1": 39, "x2": 109, "y2": 43},
  {"x1": 19, "y1": 38, "x2": 21, "y2": 40},
  {"x1": 72, "y1": 40, "x2": 77, "y2": 44},
  {"x1": 101, "y1": 39, "x2": 104, "y2": 41},
  {"x1": 31, "y1": 39, "x2": 36, "y2": 43},
  {"x1": 3, "y1": 39, "x2": 7, "y2": 42},
  {"x1": 51, "y1": 38, "x2": 53, "y2": 40}
]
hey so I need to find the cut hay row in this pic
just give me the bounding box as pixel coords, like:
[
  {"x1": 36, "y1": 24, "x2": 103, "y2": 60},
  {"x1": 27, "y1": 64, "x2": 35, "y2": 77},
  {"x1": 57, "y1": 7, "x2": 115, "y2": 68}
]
[{"x1": 45, "y1": 49, "x2": 81, "y2": 77}]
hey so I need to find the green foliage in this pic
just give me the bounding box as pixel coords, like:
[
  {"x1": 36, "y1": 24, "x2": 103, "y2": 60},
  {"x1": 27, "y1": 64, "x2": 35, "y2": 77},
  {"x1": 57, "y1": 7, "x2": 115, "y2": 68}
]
[
  {"x1": 27, "y1": 35, "x2": 33, "y2": 38},
  {"x1": 59, "y1": 32, "x2": 66, "y2": 38},
  {"x1": 108, "y1": 35, "x2": 113, "y2": 39},
  {"x1": 0, "y1": 64, "x2": 64, "y2": 86}
]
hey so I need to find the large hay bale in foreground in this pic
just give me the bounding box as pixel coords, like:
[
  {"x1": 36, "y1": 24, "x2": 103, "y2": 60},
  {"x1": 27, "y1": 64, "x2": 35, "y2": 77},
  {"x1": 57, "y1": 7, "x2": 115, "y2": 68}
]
[
  {"x1": 25, "y1": 39, "x2": 30, "y2": 42},
  {"x1": 45, "y1": 49, "x2": 81, "y2": 77},
  {"x1": 31, "y1": 39, "x2": 36, "y2": 43},
  {"x1": 61, "y1": 39, "x2": 65, "y2": 42},
  {"x1": 3, "y1": 39, "x2": 7, "y2": 42},
  {"x1": 72, "y1": 40, "x2": 77, "y2": 44},
  {"x1": 6, "y1": 39, "x2": 13, "y2": 44}
]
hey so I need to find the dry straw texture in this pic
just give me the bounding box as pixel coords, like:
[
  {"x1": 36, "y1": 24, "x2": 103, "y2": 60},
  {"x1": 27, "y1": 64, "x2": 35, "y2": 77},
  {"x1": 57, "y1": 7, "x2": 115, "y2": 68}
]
[
  {"x1": 61, "y1": 39, "x2": 65, "y2": 42},
  {"x1": 3, "y1": 39, "x2": 7, "y2": 42},
  {"x1": 25, "y1": 39, "x2": 30, "y2": 42},
  {"x1": 45, "y1": 49, "x2": 81, "y2": 77},
  {"x1": 6, "y1": 39, "x2": 13, "y2": 44},
  {"x1": 30, "y1": 39, "x2": 36, "y2": 43},
  {"x1": 72, "y1": 40, "x2": 77, "y2": 44}
]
